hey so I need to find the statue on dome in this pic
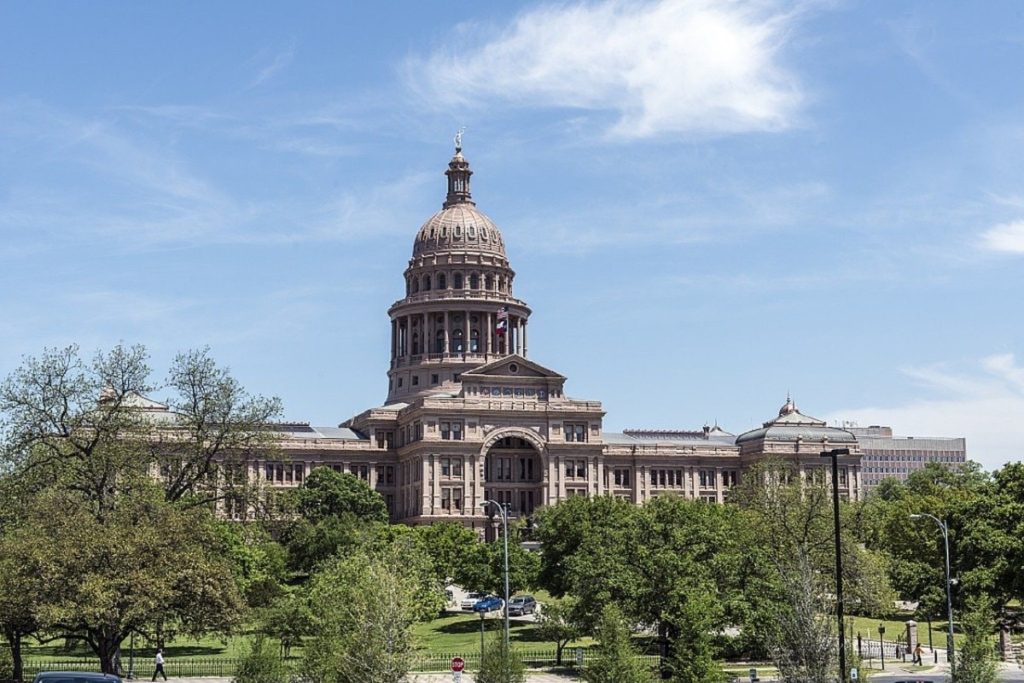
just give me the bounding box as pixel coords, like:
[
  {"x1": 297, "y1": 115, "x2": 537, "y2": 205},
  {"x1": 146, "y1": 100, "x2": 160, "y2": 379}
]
[{"x1": 454, "y1": 127, "x2": 464, "y2": 152}]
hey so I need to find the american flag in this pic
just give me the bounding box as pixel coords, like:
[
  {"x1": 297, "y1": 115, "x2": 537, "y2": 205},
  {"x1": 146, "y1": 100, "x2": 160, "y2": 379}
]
[{"x1": 496, "y1": 306, "x2": 508, "y2": 335}]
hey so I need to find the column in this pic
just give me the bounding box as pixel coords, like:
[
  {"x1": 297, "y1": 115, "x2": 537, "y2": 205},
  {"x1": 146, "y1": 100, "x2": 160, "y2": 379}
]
[
  {"x1": 422, "y1": 457, "x2": 432, "y2": 516},
  {"x1": 390, "y1": 320, "x2": 397, "y2": 360},
  {"x1": 443, "y1": 311, "x2": 450, "y2": 355},
  {"x1": 523, "y1": 320, "x2": 528, "y2": 357},
  {"x1": 486, "y1": 312, "x2": 493, "y2": 355},
  {"x1": 431, "y1": 455, "x2": 441, "y2": 516},
  {"x1": 404, "y1": 315, "x2": 412, "y2": 361},
  {"x1": 464, "y1": 310, "x2": 470, "y2": 358},
  {"x1": 716, "y1": 466, "x2": 724, "y2": 503},
  {"x1": 557, "y1": 456, "x2": 567, "y2": 502}
]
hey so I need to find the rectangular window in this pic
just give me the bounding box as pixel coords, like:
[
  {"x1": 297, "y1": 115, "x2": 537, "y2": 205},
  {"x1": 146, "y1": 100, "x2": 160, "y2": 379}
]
[
  {"x1": 431, "y1": 373, "x2": 440, "y2": 385},
  {"x1": 577, "y1": 461, "x2": 586, "y2": 479},
  {"x1": 565, "y1": 460, "x2": 574, "y2": 478},
  {"x1": 440, "y1": 420, "x2": 464, "y2": 441},
  {"x1": 386, "y1": 465, "x2": 395, "y2": 485},
  {"x1": 294, "y1": 463, "x2": 304, "y2": 483},
  {"x1": 453, "y1": 487, "x2": 462, "y2": 511},
  {"x1": 441, "y1": 488, "x2": 451, "y2": 510},
  {"x1": 452, "y1": 459, "x2": 463, "y2": 477},
  {"x1": 564, "y1": 423, "x2": 588, "y2": 442},
  {"x1": 441, "y1": 458, "x2": 451, "y2": 477},
  {"x1": 614, "y1": 468, "x2": 631, "y2": 487}
]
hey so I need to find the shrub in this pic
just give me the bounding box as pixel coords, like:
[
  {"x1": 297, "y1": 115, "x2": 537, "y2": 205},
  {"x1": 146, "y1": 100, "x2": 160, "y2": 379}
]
[{"x1": 234, "y1": 636, "x2": 289, "y2": 683}]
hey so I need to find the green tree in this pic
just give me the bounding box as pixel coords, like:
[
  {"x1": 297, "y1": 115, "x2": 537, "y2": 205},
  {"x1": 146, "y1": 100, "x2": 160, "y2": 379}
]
[
  {"x1": 415, "y1": 521, "x2": 480, "y2": 585},
  {"x1": 0, "y1": 344, "x2": 282, "y2": 512},
  {"x1": 475, "y1": 632, "x2": 526, "y2": 683},
  {"x1": 731, "y1": 461, "x2": 886, "y2": 682},
  {"x1": 582, "y1": 604, "x2": 655, "y2": 683},
  {"x1": 233, "y1": 636, "x2": 289, "y2": 683},
  {"x1": 455, "y1": 526, "x2": 540, "y2": 599},
  {"x1": 303, "y1": 536, "x2": 441, "y2": 683},
  {"x1": 258, "y1": 589, "x2": 312, "y2": 658},
  {"x1": 217, "y1": 522, "x2": 289, "y2": 608},
  {"x1": 292, "y1": 467, "x2": 388, "y2": 524},
  {"x1": 5, "y1": 487, "x2": 243, "y2": 674},
  {"x1": 534, "y1": 599, "x2": 582, "y2": 666},
  {"x1": 956, "y1": 595, "x2": 998, "y2": 683},
  {"x1": 857, "y1": 461, "x2": 1013, "y2": 610},
  {"x1": 666, "y1": 592, "x2": 722, "y2": 683}
]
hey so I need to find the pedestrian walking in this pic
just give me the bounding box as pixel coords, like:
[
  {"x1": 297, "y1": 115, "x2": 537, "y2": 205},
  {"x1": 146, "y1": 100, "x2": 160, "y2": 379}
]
[
  {"x1": 913, "y1": 642, "x2": 923, "y2": 665},
  {"x1": 152, "y1": 649, "x2": 167, "y2": 682}
]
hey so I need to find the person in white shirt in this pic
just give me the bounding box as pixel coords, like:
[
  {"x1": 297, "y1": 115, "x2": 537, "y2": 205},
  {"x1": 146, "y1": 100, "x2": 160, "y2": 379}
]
[{"x1": 151, "y1": 649, "x2": 167, "y2": 682}]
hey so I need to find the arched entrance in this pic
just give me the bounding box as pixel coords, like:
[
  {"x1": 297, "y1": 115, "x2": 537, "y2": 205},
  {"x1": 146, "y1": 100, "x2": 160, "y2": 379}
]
[{"x1": 481, "y1": 429, "x2": 546, "y2": 540}]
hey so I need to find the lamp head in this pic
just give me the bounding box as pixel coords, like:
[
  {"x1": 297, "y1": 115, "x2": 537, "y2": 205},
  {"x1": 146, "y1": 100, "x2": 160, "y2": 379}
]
[{"x1": 909, "y1": 514, "x2": 922, "y2": 520}]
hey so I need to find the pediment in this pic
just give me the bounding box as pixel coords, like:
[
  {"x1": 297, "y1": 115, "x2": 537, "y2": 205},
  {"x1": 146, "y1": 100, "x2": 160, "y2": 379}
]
[{"x1": 462, "y1": 354, "x2": 565, "y2": 380}]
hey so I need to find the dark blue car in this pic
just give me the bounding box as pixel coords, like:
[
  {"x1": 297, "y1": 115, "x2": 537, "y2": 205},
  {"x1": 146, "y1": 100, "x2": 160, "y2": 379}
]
[{"x1": 472, "y1": 595, "x2": 504, "y2": 613}]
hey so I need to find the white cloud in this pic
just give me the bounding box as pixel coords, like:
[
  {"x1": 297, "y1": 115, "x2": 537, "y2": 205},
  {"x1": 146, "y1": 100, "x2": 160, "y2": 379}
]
[
  {"x1": 248, "y1": 42, "x2": 296, "y2": 88},
  {"x1": 406, "y1": 0, "x2": 806, "y2": 139},
  {"x1": 979, "y1": 220, "x2": 1024, "y2": 254},
  {"x1": 826, "y1": 354, "x2": 1024, "y2": 471}
]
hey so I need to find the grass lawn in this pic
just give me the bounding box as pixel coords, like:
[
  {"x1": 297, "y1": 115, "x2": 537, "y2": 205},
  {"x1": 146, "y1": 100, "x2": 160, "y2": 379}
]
[
  {"x1": 412, "y1": 610, "x2": 595, "y2": 655},
  {"x1": 21, "y1": 633, "x2": 253, "y2": 663},
  {"x1": 848, "y1": 614, "x2": 964, "y2": 648}
]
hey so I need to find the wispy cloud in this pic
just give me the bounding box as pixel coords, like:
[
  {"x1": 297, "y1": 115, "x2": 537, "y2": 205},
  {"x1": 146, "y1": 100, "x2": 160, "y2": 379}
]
[
  {"x1": 248, "y1": 41, "x2": 297, "y2": 88},
  {"x1": 979, "y1": 219, "x2": 1024, "y2": 254},
  {"x1": 826, "y1": 354, "x2": 1024, "y2": 471},
  {"x1": 0, "y1": 100, "x2": 431, "y2": 251},
  {"x1": 405, "y1": 0, "x2": 807, "y2": 139}
]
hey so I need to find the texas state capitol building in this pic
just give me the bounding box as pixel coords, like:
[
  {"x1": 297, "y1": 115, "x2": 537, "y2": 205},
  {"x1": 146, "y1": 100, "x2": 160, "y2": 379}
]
[{"x1": 258, "y1": 141, "x2": 864, "y2": 533}]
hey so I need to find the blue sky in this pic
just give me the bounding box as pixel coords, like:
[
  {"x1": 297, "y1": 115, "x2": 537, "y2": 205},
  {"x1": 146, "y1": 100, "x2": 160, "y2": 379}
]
[{"x1": 2, "y1": 1, "x2": 1023, "y2": 469}]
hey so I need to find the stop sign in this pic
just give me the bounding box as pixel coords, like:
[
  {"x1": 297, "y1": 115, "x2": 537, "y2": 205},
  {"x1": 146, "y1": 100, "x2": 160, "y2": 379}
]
[{"x1": 451, "y1": 657, "x2": 465, "y2": 672}]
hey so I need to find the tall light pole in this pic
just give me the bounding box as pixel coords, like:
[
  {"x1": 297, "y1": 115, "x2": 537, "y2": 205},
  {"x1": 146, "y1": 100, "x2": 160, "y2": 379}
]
[
  {"x1": 821, "y1": 447, "x2": 851, "y2": 683},
  {"x1": 910, "y1": 513, "x2": 955, "y2": 680},
  {"x1": 482, "y1": 500, "x2": 511, "y2": 648}
]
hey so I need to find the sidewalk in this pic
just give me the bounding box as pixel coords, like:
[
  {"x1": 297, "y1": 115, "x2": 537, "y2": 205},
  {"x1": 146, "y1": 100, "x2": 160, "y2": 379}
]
[{"x1": 411, "y1": 674, "x2": 576, "y2": 682}]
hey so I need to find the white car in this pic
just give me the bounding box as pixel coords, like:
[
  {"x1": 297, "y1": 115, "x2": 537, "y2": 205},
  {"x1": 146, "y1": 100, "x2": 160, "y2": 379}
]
[{"x1": 461, "y1": 591, "x2": 485, "y2": 610}]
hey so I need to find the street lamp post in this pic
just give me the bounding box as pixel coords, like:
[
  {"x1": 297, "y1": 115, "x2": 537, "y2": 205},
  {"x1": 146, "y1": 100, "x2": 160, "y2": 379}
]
[
  {"x1": 910, "y1": 513, "x2": 955, "y2": 680},
  {"x1": 821, "y1": 447, "x2": 851, "y2": 683},
  {"x1": 482, "y1": 500, "x2": 511, "y2": 648}
]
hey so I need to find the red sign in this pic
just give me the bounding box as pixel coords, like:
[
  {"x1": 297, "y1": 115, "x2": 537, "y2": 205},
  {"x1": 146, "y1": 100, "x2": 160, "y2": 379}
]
[{"x1": 451, "y1": 657, "x2": 465, "y2": 672}]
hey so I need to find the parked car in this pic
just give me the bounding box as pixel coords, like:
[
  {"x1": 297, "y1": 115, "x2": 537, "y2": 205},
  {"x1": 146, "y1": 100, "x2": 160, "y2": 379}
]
[
  {"x1": 472, "y1": 595, "x2": 505, "y2": 613},
  {"x1": 33, "y1": 673, "x2": 121, "y2": 683},
  {"x1": 507, "y1": 594, "x2": 537, "y2": 616},
  {"x1": 461, "y1": 591, "x2": 486, "y2": 610}
]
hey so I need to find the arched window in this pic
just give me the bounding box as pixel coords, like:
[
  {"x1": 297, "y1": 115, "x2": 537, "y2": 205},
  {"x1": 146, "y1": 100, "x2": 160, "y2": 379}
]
[
  {"x1": 454, "y1": 273, "x2": 463, "y2": 289},
  {"x1": 469, "y1": 273, "x2": 480, "y2": 289},
  {"x1": 422, "y1": 275, "x2": 431, "y2": 291},
  {"x1": 451, "y1": 329, "x2": 464, "y2": 353},
  {"x1": 438, "y1": 273, "x2": 447, "y2": 289},
  {"x1": 485, "y1": 274, "x2": 494, "y2": 290},
  {"x1": 498, "y1": 276, "x2": 505, "y2": 292},
  {"x1": 435, "y1": 330, "x2": 445, "y2": 354},
  {"x1": 412, "y1": 278, "x2": 419, "y2": 294},
  {"x1": 470, "y1": 329, "x2": 480, "y2": 353}
]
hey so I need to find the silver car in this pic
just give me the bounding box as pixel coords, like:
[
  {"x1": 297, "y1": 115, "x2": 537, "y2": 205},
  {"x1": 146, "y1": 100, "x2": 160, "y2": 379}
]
[{"x1": 507, "y1": 594, "x2": 537, "y2": 616}]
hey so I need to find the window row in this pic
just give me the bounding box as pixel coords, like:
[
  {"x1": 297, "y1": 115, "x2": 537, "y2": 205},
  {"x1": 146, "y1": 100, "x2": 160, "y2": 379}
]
[
  {"x1": 440, "y1": 420, "x2": 464, "y2": 440},
  {"x1": 489, "y1": 456, "x2": 539, "y2": 482},
  {"x1": 408, "y1": 271, "x2": 511, "y2": 295}
]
